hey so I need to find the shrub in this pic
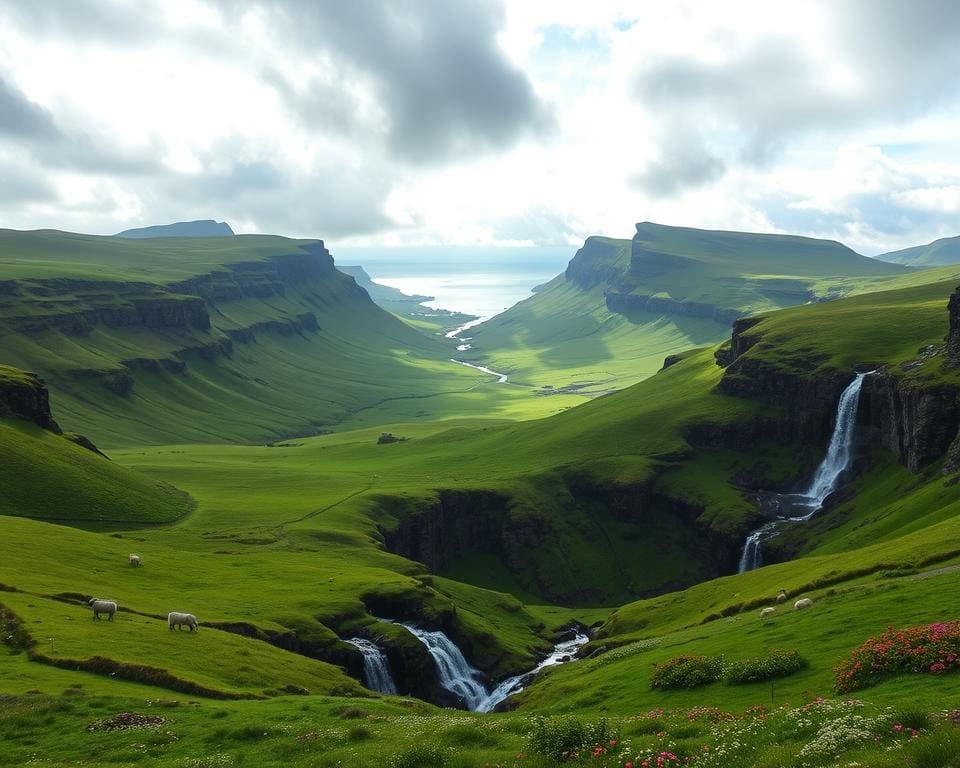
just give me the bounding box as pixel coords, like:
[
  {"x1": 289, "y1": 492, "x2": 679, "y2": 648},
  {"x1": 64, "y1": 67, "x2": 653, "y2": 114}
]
[
  {"x1": 725, "y1": 648, "x2": 807, "y2": 685},
  {"x1": 526, "y1": 716, "x2": 616, "y2": 762},
  {"x1": 834, "y1": 621, "x2": 960, "y2": 693},
  {"x1": 388, "y1": 743, "x2": 446, "y2": 768},
  {"x1": 650, "y1": 654, "x2": 723, "y2": 690}
]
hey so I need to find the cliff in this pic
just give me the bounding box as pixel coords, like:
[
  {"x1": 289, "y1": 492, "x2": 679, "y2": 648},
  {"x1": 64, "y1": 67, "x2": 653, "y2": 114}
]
[
  {"x1": 0, "y1": 365, "x2": 61, "y2": 433},
  {"x1": 713, "y1": 286, "x2": 960, "y2": 474}
]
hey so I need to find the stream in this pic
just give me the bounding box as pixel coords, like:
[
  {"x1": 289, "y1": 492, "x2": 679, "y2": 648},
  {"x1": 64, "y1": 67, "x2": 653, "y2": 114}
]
[
  {"x1": 446, "y1": 320, "x2": 509, "y2": 384},
  {"x1": 738, "y1": 370, "x2": 874, "y2": 572}
]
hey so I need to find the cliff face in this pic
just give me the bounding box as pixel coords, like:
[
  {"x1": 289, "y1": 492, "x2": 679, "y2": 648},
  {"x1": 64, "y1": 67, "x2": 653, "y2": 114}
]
[
  {"x1": 564, "y1": 237, "x2": 629, "y2": 290},
  {"x1": 0, "y1": 246, "x2": 335, "y2": 402},
  {"x1": 0, "y1": 367, "x2": 61, "y2": 433},
  {"x1": 713, "y1": 287, "x2": 960, "y2": 474},
  {"x1": 606, "y1": 291, "x2": 742, "y2": 325}
]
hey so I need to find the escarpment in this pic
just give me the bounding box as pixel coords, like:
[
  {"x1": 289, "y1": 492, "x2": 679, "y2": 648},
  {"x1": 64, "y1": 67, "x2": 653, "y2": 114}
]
[
  {"x1": 379, "y1": 478, "x2": 743, "y2": 606},
  {"x1": 0, "y1": 245, "x2": 335, "y2": 403},
  {"x1": 0, "y1": 366, "x2": 61, "y2": 432},
  {"x1": 712, "y1": 286, "x2": 960, "y2": 474}
]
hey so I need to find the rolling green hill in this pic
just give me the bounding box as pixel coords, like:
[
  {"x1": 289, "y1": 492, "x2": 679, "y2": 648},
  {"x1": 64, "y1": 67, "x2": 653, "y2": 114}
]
[
  {"x1": 467, "y1": 222, "x2": 907, "y2": 394},
  {"x1": 877, "y1": 234, "x2": 960, "y2": 266},
  {"x1": 5, "y1": 225, "x2": 960, "y2": 766},
  {"x1": 0, "y1": 230, "x2": 577, "y2": 446}
]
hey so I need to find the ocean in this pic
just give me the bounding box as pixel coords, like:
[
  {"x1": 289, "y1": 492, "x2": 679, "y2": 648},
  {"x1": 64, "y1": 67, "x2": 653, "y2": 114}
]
[{"x1": 332, "y1": 246, "x2": 574, "y2": 321}]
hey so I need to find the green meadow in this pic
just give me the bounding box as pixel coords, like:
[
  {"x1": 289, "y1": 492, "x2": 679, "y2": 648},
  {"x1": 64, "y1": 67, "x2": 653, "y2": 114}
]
[{"x1": 3, "y1": 225, "x2": 960, "y2": 765}]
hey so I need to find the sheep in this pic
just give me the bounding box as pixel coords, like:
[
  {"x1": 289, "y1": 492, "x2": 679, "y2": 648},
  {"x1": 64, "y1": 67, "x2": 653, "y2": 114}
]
[
  {"x1": 167, "y1": 612, "x2": 199, "y2": 632},
  {"x1": 88, "y1": 598, "x2": 117, "y2": 621},
  {"x1": 794, "y1": 598, "x2": 814, "y2": 611},
  {"x1": 128, "y1": 554, "x2": 141, "y2": 567},
  {"x1": 759, "y1": 606, "x2": 776, "y2": 620},
  {"x1": 775, "y1": 589, "x2": 787, "y2": 603}
]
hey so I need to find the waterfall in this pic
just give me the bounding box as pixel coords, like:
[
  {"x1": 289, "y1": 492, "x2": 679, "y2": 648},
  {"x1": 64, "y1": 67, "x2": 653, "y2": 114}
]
[
  {"x1": 400, "y1": 624, "x2": 489, "y2": 710},
  {"x1": 475, "y1": 631, "x2": 589, "y2": 713},
  {"x1": 396, "y1": 621, "x2": 588, "y2": 712},
  {"x1": 344, "y1": 638, "x2": 398, "y2": 695},
  {"x1": 737, "y1": 370, "x2": 873, "y2": 573}
]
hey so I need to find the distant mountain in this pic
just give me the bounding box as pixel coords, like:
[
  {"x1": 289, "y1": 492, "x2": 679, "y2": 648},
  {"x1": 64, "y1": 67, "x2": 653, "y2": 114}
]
[
  {"x1": 115, "y1": 219, "x2": 234, "y2": 238},
  {"x1": 876, "y1": 235, "x2": 960, "y2": 267},
  {"x1": 337, "y1": 265, "x2": 432, "y2": 304}
]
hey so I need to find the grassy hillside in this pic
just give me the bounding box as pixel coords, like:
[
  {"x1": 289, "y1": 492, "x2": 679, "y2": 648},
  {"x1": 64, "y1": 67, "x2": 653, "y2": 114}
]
[
  {"x1": 0, "y1": 230, "x2": 579, "y2": 446},
  {"x1": 877, "y1": 234, "x2": 960, "y2": 266},
  {"x1": 468, "y1": 223, "x2": 907, "y2": 394},
  {"x1": 4, "y1": 233, "x2": 960, "y2": 765}
]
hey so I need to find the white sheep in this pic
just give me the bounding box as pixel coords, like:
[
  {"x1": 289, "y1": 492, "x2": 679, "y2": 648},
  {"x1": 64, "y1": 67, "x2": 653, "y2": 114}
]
[
  {"x1": 168, "y1": 611, "x2": 199, "y2": 632},
  {"x1": 794, "y1": 598, "x2": 814, "y2": 610},
  {"x1": 88, "y1": 598, "x2": 117, "y2": 621},
  {"x1": 775, "y1": 589, "x2": 787, "y2": 603},
  {"x1": 129, "y1": 554, "x2": 141, "y2": 567},
  {"x1": 759, "y1": 606, "x2": 776, "y2": 620}
]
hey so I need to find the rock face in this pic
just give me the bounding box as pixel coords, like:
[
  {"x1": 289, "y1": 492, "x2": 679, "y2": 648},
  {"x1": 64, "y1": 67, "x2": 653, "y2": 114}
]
[
  {"x1": 0, "y1": 368, "x2": 61, "y2": 433},
  {"x1": 1, "y1": 245, "x2": 333, "y2": 400},
  {"x1": 606, "y1": 291, "x2": 742, "y2": 325},
  {"x1": 564, "y1": 237, "x2": 627, "y2": 290},
  {"x1": 713, "y1": 293, "x2": 960, "y2": 474},
  {"x1": 947, "y1": 286, "x2": 960, "y2": 365}
]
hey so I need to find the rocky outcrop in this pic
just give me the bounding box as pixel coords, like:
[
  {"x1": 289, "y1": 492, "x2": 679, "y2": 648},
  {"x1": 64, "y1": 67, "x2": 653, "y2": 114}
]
[
  {"x1": 861, "y1": 373, "x2": 960, "y2": 472},
  {"x1": 0, "y1": 367, "x2": 61, "y2": 432},
  {"x1": 947, "y1": 286, "x2": 960, "y2": 365},
  {"x1": 224, "y1": 313, "x2": 319, "y2": 344},
  {"x1": 8, "y1": 290, "x2": 210, "y2": 335},
  {"x1": 712, "y1": 300, "x2": 960, "y2": 473},
  {"x1": 605, "y1": 291, "x2": 741, "y2": 325}
]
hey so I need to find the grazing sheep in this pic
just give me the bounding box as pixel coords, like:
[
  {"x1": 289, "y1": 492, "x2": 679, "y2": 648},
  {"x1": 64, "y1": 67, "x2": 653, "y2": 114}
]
[
  {"x1": 760, "y1": 606, "x2": 776, "y2": 620},
  {"x1": 167, "y1": 612, "x2": 198, "y2": 632},
  {"x1": 775, "y1": 589, "x2": 787, "y2": 603},
  {"x1": 128, "y1": 554, "x2": 141, "y2": 567},
  {"x1": 794, "y1": 598, "x2": 814, "y2": 611},
  {"x1": 88, "y1": 598, "x2": 117, "y2": 621}
]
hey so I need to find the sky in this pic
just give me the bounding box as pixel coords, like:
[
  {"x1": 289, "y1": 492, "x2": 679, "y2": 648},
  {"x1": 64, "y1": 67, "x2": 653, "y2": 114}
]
[{"x1": 1, "y1": 0, "x2": 959, "y2": 255}]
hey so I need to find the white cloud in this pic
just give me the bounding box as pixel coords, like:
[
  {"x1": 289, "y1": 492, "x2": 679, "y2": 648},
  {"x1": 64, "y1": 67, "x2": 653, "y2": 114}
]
[{"x1": 0, "y1": 0, "x2": 958, "y2": 252}]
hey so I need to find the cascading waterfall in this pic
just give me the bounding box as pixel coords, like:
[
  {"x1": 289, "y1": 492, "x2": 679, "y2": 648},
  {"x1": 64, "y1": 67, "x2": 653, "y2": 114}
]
[
  {"x1": 344, "y1": 638, "x2": 398, "y2": 695},
  {"x1": 400, "y1": 624, "x2": 489, "y2": 711},
  {"x1": 738, "y1": 370, "x2": 874, "y2": 573},
  {"x1": 475, "y1": 631, "x2": 589, "y2": 713},
  {"x1": 396, "y1": 621, "x2": 587, "y2": 712}
]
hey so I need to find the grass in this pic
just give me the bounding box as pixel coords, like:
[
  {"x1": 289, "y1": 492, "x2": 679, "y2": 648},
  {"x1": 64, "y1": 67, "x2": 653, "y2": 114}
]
[
  {"x1": 5, "y1": 227, "x2": 960, "y2": 763},
  {"x1": 469, "y1": 224, "x2": 910, "y2": 393},
  {"x1": 0, "y1": 230, "x2": 581, "y2": 446},
  {"x1": 0, "y1": 419, "x2": 191, "y2": 525}
]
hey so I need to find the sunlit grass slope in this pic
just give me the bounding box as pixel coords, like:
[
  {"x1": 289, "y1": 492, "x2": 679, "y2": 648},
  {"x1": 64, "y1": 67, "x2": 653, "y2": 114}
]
[
  {"x1": 0, "y1": 419, "x2": 190, "y2": 525},
  {"x1": 470, "y1": 224, "x2": 908, "y2": 393},
  {"x1": 0, "y1": 229, "x2": 580, "y2": 446}
]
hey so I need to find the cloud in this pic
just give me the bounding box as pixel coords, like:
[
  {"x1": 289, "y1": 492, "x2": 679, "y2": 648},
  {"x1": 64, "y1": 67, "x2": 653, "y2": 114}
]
[
  {"x1": 630, "y1": 129, "x2": 725, "y2": 195},
  {"x1": 0, "y1": 160, "x2": 58, "y2": 204},
  {"x1": 629, "y1": 1, "x2": 960, "y2": 194},
  {"x1": 0, "y1": 77, "x2": 61, "y2": 140},
  {"x1": 892, "y1": 186, "x2": 960, "y2": 214},
  {"x1": 250, "y1": 0, "x2": 553, "y2": 164}
]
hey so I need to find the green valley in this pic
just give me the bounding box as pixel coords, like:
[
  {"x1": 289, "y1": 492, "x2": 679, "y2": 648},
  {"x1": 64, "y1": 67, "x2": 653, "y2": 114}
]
[{"x1": 3, "y1": 224, "x2": 960, "y2": 768}]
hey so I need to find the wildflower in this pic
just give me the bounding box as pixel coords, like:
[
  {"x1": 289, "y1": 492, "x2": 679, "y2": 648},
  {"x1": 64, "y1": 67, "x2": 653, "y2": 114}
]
[{"x1": 892, "y1": 724, "x2": 903, "y2": 732}]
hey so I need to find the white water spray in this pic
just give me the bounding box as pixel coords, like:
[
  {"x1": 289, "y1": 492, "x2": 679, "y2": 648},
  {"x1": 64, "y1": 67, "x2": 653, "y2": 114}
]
[
  {"x1": 344, "y1": 638, "x2": 398, "y2": 695},
  {"x1": 401, "y1": 624, "x2": 489, "y2": 710},
  {"x1": 475, "y1": 631, "x2": 589, "y2": 713},
  {"x1": 738, "y1": 370, "x2": 874, "y2": 573}
]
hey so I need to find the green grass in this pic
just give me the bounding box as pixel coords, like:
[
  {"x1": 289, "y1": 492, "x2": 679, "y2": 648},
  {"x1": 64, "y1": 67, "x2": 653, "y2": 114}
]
[
  {"x1": 0, "y1": 230, "x2": 580, "y2": 446},
  {"x1": 468, "y1": 224, "x2": 910, "y2": 393},
  {"x1": 0, "y1": 419, "x2": 190, "y2": 525}
]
